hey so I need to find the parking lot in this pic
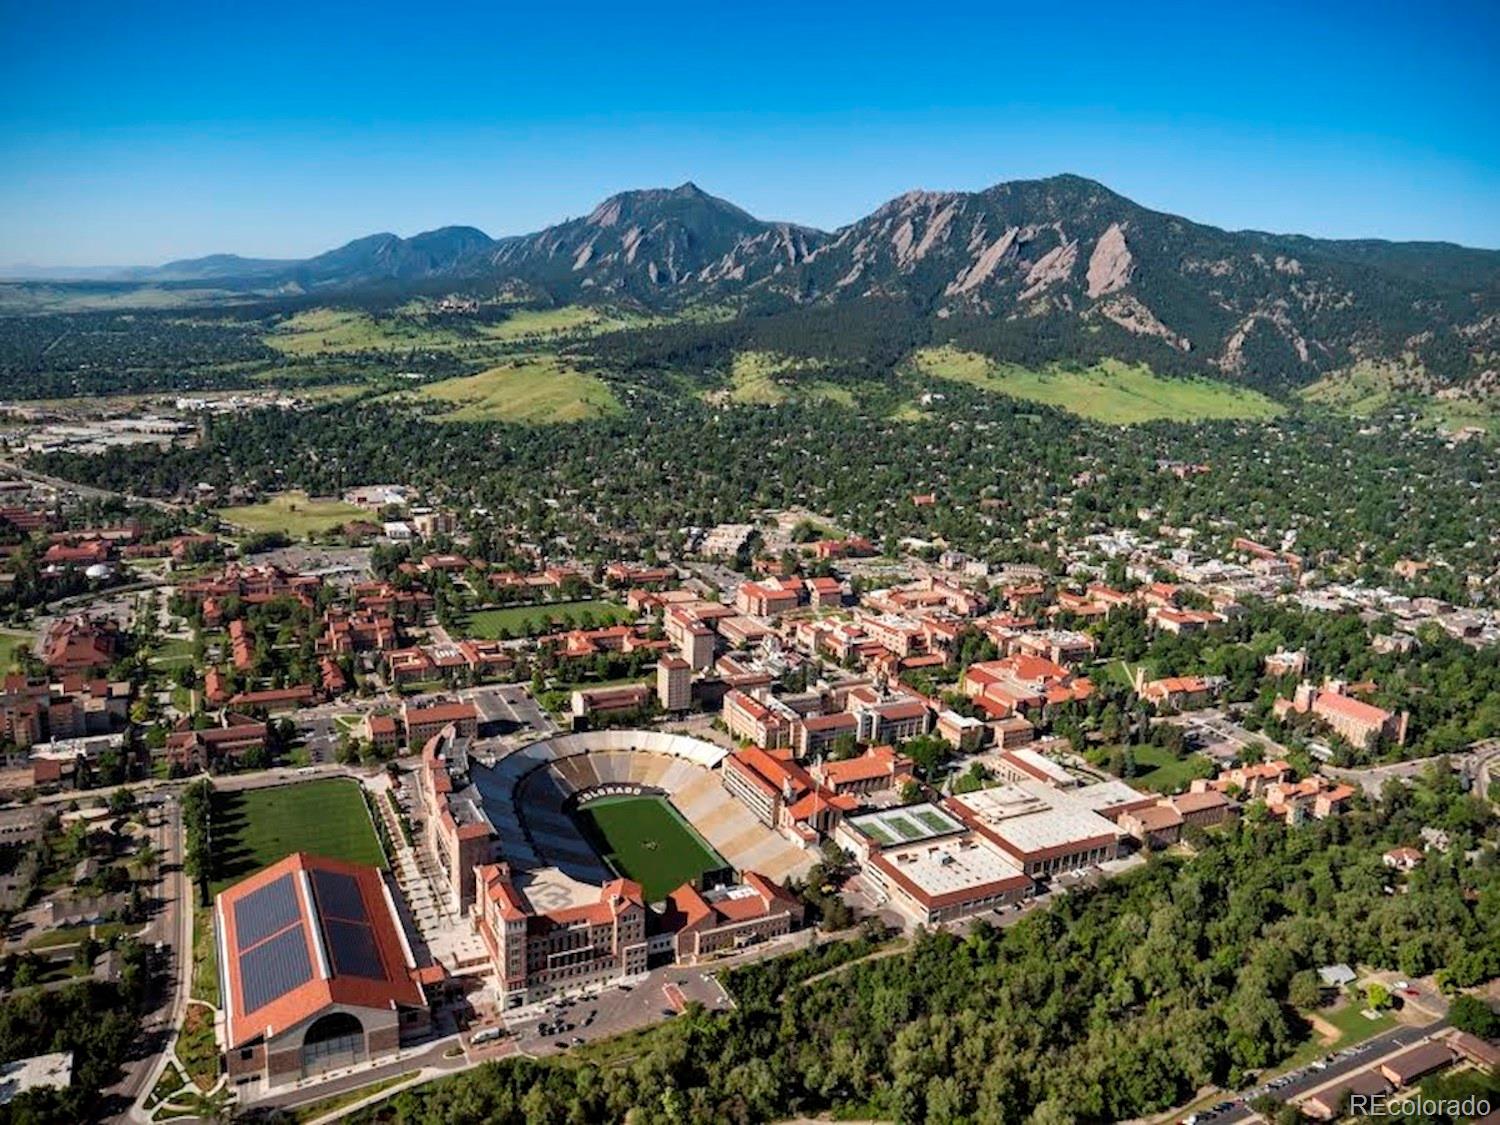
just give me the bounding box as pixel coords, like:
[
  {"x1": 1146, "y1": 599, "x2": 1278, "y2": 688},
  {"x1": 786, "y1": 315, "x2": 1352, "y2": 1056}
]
[
  {"x1": 1204, "y1": 1020, "x2": 1442, "y2": 1125},
  {"x1": 460, "y1": 682, "x2": 558, "y2": 742},
  {"x1": 496, "y1": 967, "x2": 734, "y2": 1058},
  {"x1": 1162, "y1": 708, "x2": 1288, "y2": 764}
]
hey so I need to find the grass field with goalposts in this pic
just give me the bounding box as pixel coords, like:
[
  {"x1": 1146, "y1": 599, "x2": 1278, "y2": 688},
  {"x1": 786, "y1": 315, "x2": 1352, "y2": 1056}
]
[{"x1": 573, "y1": 794, "x2": 727, "y2": 902}]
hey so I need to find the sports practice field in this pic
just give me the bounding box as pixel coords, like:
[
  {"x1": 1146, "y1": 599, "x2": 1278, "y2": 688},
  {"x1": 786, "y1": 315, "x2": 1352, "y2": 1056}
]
[
  {"x1": 459, "y1": 598, "x2": 632, "y2": 638},
  {"x1": 217, "y1": 490, "x2": 366, "y2": 537},
  {"x1": 210, "y1": 778, "x2": 385, "y2": 893},
  {"x1": 573, "y1": 795, "x2": 726, "y2": 902}
]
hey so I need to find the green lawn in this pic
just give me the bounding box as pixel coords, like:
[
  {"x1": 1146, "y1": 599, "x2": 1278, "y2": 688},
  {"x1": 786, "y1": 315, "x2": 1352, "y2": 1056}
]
[
  {"x1": 0, "y1": 630, "x2": 34, "y2": 672},
  {"x1": 177, "y1": 1001, "x2": 220, "y2": 1090},
  {"x1": 289, "y1": 1070, "x2": 420, "y2": 1123},
  {"x1": 913, "y1": 347, "x2": 1284, "y2": 424},
  {"x1": 210, "y1": 778, "x2": 384, "y2": 893},
  {"x1": 190, "y1": 906, "x2": 219, "y2": 1007},
  {"x1": 1130, "y1": 744, "x2": 1215, "y2": 794},
  {"x1": 458, "y1": 599, "x2": 632, "y2": 639},
  {"x1": 146, "y1": 1063, "x2": 185, "y2": 1108},
  {"x1": 1279, "y1": 1001, "x2": 1396, "y2": 1069},
  {"x1": 1101, "y1": 659, "x2": 1140, "y2": 688},
  {"x1": 1317, "y1": 1000, "x2": 1395, "y2": 1042},
  {"x1": 414, "y1": 357, "x2": 620, "y2": 424},
  {"x1": 573, "y1": 795, "x2": 726, "y2": 902},
  {"x1": 218, "y1": 490, "x2": 366, "y2": 537},
  {"x1": 150, "y1": 636, "x2": 197, "y2": 667},
  {"x1": 26, "y1": 921, "x2": 135, "y2": 950}
]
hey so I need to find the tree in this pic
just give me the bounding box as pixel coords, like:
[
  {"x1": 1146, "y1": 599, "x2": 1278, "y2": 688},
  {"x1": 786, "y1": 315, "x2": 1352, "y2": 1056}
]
[
  {"x1": 899, "y1": 735, "x2": 952, "y2": 781},
  {"x1": 181, "y1": 779, "x2": 214, "y2": 904},
  {"x1": 1287, "y1": 969, "x2": 1323, "y2": 1011},
  {"x1": 107, "y1": 787, "x2": 137, "y2": 818},
  {"x1": 134, "y1": 842, "x2": 160, "y2": 882},
  {"x1": 828, "y1": 733, "x2": 858, "y2": 761},
  {"x1": 1449, "y1": 994, "x2": 1500, "y2": 1038}
]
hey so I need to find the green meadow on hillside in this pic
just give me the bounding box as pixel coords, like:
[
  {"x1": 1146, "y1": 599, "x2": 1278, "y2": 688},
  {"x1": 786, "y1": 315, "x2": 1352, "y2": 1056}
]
[
  {"x1": 710, "y1": 351, "x2": 855, "y2": 407},
  {"x1": 913, "y1": 347, "x2": 1285, "y2": 424},
  {"x1": 414, "y1": 357, "x2": 620, "y2": 423},
  {"x1": 264, "y1": 307, "x2": 469, "y2": 356},
  {"x1": 1301, "y1": 360, "x2": 1497, "y2": 434}
]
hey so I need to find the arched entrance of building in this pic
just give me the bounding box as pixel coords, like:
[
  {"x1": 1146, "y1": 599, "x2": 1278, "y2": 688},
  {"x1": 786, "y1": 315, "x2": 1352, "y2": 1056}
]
[{"x1": 301, "y1": 1010, "x2": 365, "y2": 1076}]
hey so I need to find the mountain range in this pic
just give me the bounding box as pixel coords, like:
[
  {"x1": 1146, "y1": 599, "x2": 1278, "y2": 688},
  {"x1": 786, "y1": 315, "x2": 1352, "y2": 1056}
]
[{"x1": 10, "y1": 176, "x2": 1500, "y2": 391}]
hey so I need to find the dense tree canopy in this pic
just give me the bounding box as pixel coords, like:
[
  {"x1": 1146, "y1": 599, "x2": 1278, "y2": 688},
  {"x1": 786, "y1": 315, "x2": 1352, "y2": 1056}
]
[{"x1": 358, "y1": 768, "x2": 1495, "y2": 1125}]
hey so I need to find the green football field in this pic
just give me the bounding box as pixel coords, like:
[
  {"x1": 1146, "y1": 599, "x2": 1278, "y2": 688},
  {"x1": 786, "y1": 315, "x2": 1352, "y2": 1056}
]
[
  {"x1": 210, "y1": 778, "x2": 385, "y2": 893},
  {"x1": 573, "y1": 795, "x2": 726, "y2": 902}
]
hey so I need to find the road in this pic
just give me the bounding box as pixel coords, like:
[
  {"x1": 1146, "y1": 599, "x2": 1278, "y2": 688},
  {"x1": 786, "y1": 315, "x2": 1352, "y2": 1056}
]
[
  {"x1": 0, "y1": 458, "x2": 179, "y2": 513},
  {"x1": 12, "y1": 760, "x2": 371, "y2": 813},
  {"x1": 1323, "y1": 740, "x2": 1500, "y2": 800},
  {"x1": 249, "y1": 944, "x2": 773, "y2": 1114},
  {"x1": 247, "y1": 1033, "x2": 473, "y2": 1116},
  {"x1": 1203, "y1": 1019, "x2": 1446, "y2": 1125},
  {"x1": 1466, "y1": 738, "x2": 1500, "y2": 806},
  {"x1": 106, "y1": 795, "x2": 194, "y2": 1122}
]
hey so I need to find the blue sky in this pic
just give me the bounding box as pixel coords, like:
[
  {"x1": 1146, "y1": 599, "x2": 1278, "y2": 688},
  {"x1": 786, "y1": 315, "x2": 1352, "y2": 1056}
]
[{"x1": 2, "y1": 0, "x2": 1497, "y2": 265}]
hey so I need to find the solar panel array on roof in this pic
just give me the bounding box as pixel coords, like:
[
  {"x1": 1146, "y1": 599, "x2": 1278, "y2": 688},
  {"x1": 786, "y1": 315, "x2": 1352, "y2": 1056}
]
[
  {"x1": 323, "y1": 917, "x2": 386, "y2": 979},
  {"x1": 311, "y1": 868, "x2": 367, "y2": 922},
  {"x1": 233, "y1": 874, "x2": 301, "y2": 950},
  {"x1": 240, "y1": 925, "x2": 312, "y2": 1013}
]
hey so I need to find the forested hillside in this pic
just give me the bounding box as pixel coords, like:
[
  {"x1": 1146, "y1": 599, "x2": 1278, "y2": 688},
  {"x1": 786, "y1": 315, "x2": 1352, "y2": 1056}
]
[{"x1": 11, "y1": 174, "x2": 1495, "y2": 396}]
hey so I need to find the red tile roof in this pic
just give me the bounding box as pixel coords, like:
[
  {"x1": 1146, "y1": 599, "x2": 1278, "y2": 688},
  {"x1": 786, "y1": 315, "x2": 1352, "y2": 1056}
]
[
  {"x1": 821, "y1": 745, "x2": 908, "y2": 786},
  {"x1": 402, "y1": 700, "x2": 478, "y2": 725},
  {"x1": 216, "y1": 852, "x2": 421, "y2": 1049},
  {"x1": 1313, "y1": 690, "x2": 1392, "y2": 726}
]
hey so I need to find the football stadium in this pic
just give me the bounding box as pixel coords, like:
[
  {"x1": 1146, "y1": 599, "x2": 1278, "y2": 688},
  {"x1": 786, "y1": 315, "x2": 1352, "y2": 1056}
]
[{"x1": 474, "y1": 730, "x2": 812, "y2": 916}]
